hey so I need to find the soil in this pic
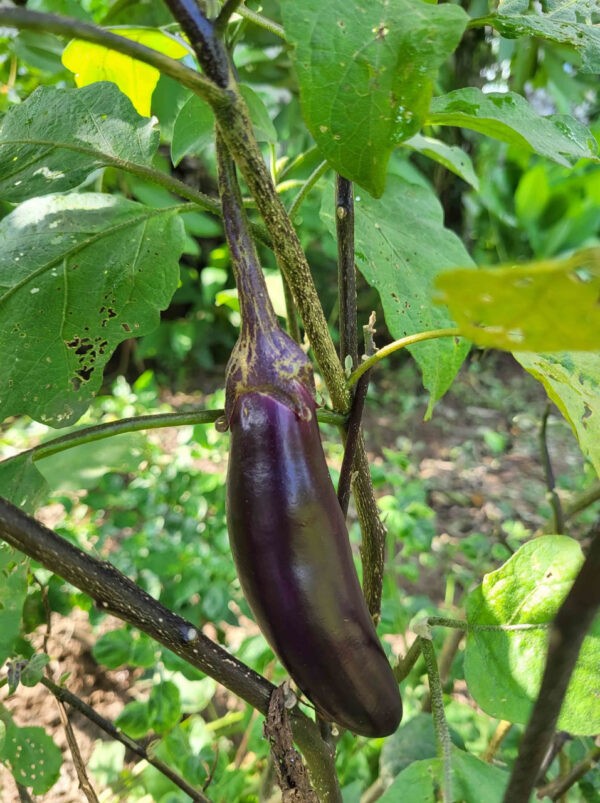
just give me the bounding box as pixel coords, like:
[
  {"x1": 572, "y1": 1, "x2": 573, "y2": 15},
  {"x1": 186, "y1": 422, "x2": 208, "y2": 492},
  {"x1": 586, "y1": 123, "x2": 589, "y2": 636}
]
[{"x1": 1, "y1": 351, "x2": 595, "y2": 802}]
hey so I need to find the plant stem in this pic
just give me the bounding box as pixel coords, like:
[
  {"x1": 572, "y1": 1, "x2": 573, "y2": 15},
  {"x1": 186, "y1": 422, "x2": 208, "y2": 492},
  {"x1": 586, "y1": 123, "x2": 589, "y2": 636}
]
[
  {"x1": 0, "y1": 498, "x2": 341, "y2": 803},
  {"x1": 420, "y1": 637, "x2": 453, "y2": 803},
  {"x1": 41, "y1": 677, "x2": 211, "y2": 802},
  {"x1": 335, "y1": 176, "x2": 357, "y2": 369},
  {"x1": 421, "y1": 628, "x2": 463, "y2": 714},
  {"x1": 502, "y1": 523, "x2": 600, "y2": 803},
  {"x1": 235, "y1": 6, "x2": 286, "y2": 40},
  {"x1": 394, "y1": 638, "x2": 423, "y2": 683},
  {"x1": 215, "y1": 0, "x2": 246, "y2": 34},
  {"x1": 483, "y1": 720, "x2": 513, "y2": 763},
  {"x1": 0, "y1": 8, "x2": 226, "y2": 105},
  {"x1": 538, "y1": 744, "x2": 600, "y2": 801},
  {"x1": 287, "y1": 161, "x2": 330, "y2": 222},
  {"x1": 0, "y1": 408, "x2": 345, "y2": 467},
  {"x1": 348, "y1": 328, "x2": 462, "y2": 388},
  {"x1": 540, "y1": 403, "x2": 565, "y2": 534}
]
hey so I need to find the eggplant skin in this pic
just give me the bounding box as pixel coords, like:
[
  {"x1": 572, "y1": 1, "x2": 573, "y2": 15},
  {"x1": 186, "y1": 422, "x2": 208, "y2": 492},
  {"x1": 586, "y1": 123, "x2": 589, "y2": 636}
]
[{"x1": 227, "y1": 389, "x2": 402, "y2": 738}]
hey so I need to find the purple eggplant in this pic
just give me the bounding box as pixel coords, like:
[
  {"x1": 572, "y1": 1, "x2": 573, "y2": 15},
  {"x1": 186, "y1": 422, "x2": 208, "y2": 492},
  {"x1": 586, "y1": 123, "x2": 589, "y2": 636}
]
[{"x1": 216, "y1": 137, "x2": 402, "y2": 737}]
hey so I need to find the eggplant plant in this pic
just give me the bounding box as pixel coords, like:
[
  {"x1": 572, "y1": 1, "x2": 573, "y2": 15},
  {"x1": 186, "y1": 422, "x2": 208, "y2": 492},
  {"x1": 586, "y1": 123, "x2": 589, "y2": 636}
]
[{"x1": 0, "y1": 1, "x2": 599, "y2": 802}]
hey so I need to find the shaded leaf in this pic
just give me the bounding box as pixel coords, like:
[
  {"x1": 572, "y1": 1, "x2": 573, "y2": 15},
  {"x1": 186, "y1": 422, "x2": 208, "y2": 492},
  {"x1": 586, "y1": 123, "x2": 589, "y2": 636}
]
[
  {"x1": 515, "y1": 352, "x2": 600, "y2": 477},
  {"x1": 435, "y1": 248, "x2": 600, "y2": 351},
  {"x1": 0, "y1": 546, "x2": 29, "y2": 667},
  {"x1": 0, "y1": 193, "x2": 185, "y2": 427},
  {"x1": 0, "y1": 452, "x2": 48, "y2": 513},
  {"x1": 465, "y1": 536, "x2": 600, "y2": 735},
  {"x1": 115, "y1": 701, "x2": 151, "y2": 739},
  {"x1": 429, "y1": 88, "x2": 598, "y2": 166},
  {"x1": 321, "y1": 175, "x2": 472, "y2": 415},
  {"x1": 62, "y1": 27, "x2": 189, "y2": 116},
  {"x1": 281, "y1": 0, "x2": 468, "y2": 197},
  {"x1": 20, "y1": 653, "x2": 50, "y2": 687},
  {"x1": 93, "y1": 628, "x2": 134, "y2": 669},
  {"x1": 0, "y1": 83, "x2": 159, "y2": 203},
  {"x1": 148, "y1": 681, "x2": 181, "y2": 735},
  {"x1": 402, "y1": 134, "x2": 479, "y2": 190}
]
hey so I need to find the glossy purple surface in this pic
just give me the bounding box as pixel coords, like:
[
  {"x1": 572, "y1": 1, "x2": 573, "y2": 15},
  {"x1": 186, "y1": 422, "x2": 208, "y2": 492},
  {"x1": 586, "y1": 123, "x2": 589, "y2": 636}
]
[{"x1": 227, "y1": 390, "x2": 402, "y2": 737}]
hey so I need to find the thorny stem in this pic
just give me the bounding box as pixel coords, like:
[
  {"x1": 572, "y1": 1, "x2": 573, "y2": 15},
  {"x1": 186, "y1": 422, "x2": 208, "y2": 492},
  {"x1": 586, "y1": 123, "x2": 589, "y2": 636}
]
[
  {"x1": 348, "y1": 328, "x2": 462, "y2": 388},
  {"x1": 0, "y1": 499, "x2": 341, "y2": 803},
  {"x1": 420, "y1": 637, "x2": 453, "y2": 803},
  {"x1": 40, "y1": 677, "x2": 211, "y2": 802},
  {"x1": 503, "y1": 523, "x2": 600, "y2": 803},
  {"x1": 540, "y1": 404, "x2": 565, "y2": 534}
]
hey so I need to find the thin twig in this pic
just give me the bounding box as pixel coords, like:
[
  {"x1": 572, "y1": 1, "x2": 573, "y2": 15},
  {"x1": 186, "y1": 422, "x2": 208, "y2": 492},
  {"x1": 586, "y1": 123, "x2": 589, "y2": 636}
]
[
  {"x1": 537, "y1": 744, "x2": 600, "y2": 801},
  {"x1": 394, "y1": 638, "x2": 423, "y2": 683},
  {"x1": 163, "y1": 0, "x2": 230, "y2": 88},
  {"x1": 483, "y1": 721, "x2": 513, "y2": 763},
  {"x1": 287, "y1": 161, "x2": 330, "y2": 222},
  {"x1": 215, "y1": 0, "x2": 245, "y2": 34},
  {"x1": 235, "y1": 5, "x2": 286, "y2": 40},
  {"x1": 502, "y1": 522, "x2": 600, "y2": 803},
  {"x1": 540, "y1": 404, "x2": 565, "y2": 534},
  {"x1": 421, "y1": 628, "x2": 463, "y2": 714},
  {"x1": 41, "y1": 677, "x2": 210, "y2": 803},
  {"x1": 0, "y1": 499, "x2": 340, "y2": 803}
]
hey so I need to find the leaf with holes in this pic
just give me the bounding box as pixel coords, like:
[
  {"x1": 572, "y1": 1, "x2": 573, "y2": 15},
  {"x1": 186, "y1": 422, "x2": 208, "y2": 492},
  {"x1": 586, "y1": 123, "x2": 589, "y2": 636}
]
[
  {"x1": 435, "y1": 248, "x2": 600, "y2": 351},
  {"x1": 515, "y1": 352, "x2": 600, "y2": 478},
  {"x1": 281, "y1": 0, "x2": 468, "y2": 197},
  {"x1": 321, "y1": 174, "x2": 472, "y2": 416},
  {"x1": 465, "y1": 536, "x2": 600, "y2": 735},
  {"x1": 62, "y1": 27, "x2": 189, "y2": 116},
  {"x1": 0, "y1": 82, "x2": 159, "y2": 204},
  {"x1": 0, "y1": 545, "x2": 29, "y2": 667},
  {"x1": 429, "y1": 88, "x2": 598, "y2": 166},
  {"x1": 0, "y1": 193, "x2": 184, "y2": 427},
  {"x1": 0, "y1": 711, "x2": 62, "y2": 795}
]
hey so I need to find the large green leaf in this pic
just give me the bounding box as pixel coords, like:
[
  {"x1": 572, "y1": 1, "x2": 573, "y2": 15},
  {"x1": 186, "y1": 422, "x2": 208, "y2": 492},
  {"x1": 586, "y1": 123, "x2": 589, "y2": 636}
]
[
  {"x1": 485, "y1": 0, "x2": 600, "y2": 74},
  {"x1": 0, "y1": 83, "x2": 159, "y2": 203},
  {"x1": 465, "y1": 536, "x2": 600, "y2": 735},
  {"x1": 62, "y1": 27, "x2": 189, "y2": 116},
  {"x1": 281, "y1": 0, "x2": 468, "y2": 197},
  {"x1": 0, "y1": 710, "x2": 61, "y2": 795},
  {"x1": 0, "y1": 545, "x2": 29, "y2": 667},
  {"x1": 435, "y1": 248, "x2": 600, "y2": 351},
  {"x1": 429, "y1": 88, "x2": 598, "y2": 167},
  {"x1": 515, "y1": 352, "x2": 600, "y2": 478},
  {"x1": 322, "y1": 174, "x2": 472, "y2": 415},
  {"x1": 0, "y1": 193, "x2": 185, "y2": 427},
  {"x1": 378, "y1": 747, "x2": 512, "y2": 803}
]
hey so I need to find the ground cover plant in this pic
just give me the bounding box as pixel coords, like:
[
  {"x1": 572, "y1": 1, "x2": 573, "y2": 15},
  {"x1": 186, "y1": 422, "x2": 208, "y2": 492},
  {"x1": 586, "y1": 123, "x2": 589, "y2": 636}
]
[{"x1": 0, "y1": 0, "x2": 599, "y2": 801}]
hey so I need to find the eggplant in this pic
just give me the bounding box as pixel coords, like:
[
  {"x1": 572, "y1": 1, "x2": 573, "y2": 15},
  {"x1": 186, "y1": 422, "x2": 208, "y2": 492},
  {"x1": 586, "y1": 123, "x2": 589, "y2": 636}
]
[{"x1": 216, "y1": 137, "x2": 402, "y2": 737}]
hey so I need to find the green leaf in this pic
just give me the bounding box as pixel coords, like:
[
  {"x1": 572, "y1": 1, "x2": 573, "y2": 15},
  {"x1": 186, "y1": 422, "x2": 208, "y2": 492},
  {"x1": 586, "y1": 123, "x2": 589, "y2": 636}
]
[
  {"x1": 93, "y1": 628, "x2": 134, "y2": 669},
  {"x1": 379, "y1": 747, "x2": 512, "y2": 802},
  {"x1": 62, "y1": 27, "x2": 189, "y2": 117},
  {"x1": 0, "y1": 83, "x2": 159, "y2": 203},
  {"x1": 321, "y1": 174, "x2": 472, "y2": 415},
  {"x1": 0, "y1": 714, "x2": 62, "y2": 794},
  {"x1": 402, "y1": 134, "x2": 479, "y2": 190},
  {"x1": 170, "y1": 84, "x2": 276, "y2": 167},
  {"x1": 281, "y1": 0, "x2": 468, "y2": 197},
  {"x1": 514, "y1": 352, "x2": 600, "y2": 478},
  {"x1": 148, "y1": 681, "x2": 182, "y2": 735},
  {"x1": 435, "y1": 248, "x2": 600, "y2": 351},
  {"x1": 115, "y1": 700, "x2": 151, "y2": 739},
  {"x1": 20, "y1": 653, "x2": 50, "y2": 687},
  {"x1": 0, "y1": 546, "x2": 29, "y2": 667},
  {"x1": 0, "y1": 193, "x2": 184, "y2": 427},
  {"x1": 429, "y1": 88, "x2": 598, "y2": 167},
  {"x1": 0, "y1": 452, "x2": 48, "y2": 513},
  {"x1": 465, "y1": 536, "x2": 600, "y2": 735},
  {"x1": 487, "y1": 9, "x2": 600, "y2": 74},
  {"x1": 36, "y1": 432, "x2": 147, "y2": 493}
]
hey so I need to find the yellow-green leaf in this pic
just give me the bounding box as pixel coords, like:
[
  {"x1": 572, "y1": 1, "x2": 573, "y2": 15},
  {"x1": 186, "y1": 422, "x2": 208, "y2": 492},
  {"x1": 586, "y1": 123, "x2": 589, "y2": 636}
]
[
  {"x1": 435, "y1": 248, "x2": 600, "y2": 351},
  {"x1": 62, "y1": 27, "x2": 189, "y2": 117}
]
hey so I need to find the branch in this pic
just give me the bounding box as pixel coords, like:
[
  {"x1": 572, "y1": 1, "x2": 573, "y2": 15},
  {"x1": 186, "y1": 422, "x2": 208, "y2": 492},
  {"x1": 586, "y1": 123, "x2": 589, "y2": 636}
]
[
  {"x1": 40, "y1": 677, "x2": 211, "y2": 802},
  {"x1": 537, "y1": 743, "x2": 600, "y2": 801},
  {"x1": 540, "y1": 404, "x2": 564, "y2": 534},
  {"x1": 0, "y1": 8, "x2": 226, "y2": 105},
  {"x1": 335, "y1": 176, "x2": 358, "y2": 370},
  {"x1": 0, "y1": 498, "x2": 340, "y2": 803},
  {"x1": 420, "y1": 636, "x2": 453, "y2": 803},
  {"x1": 502, "y1": 523, "x2": 600, "y2": 803}
]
